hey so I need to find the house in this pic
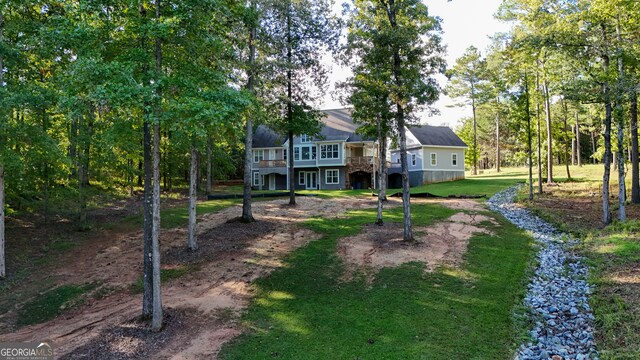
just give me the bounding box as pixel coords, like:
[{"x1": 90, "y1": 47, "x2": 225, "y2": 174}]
[
  {"x1": 388, "y1": 125, "x2": 468, "y2": 188},
  {"x1": 250, "y1": 108, "x2": 377, "y2": 190},
  {"x1": 250, "y1": 108, "x2": 467, "y2": 190}
]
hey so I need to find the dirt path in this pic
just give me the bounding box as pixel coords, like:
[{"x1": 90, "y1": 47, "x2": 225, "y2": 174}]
[
  {"x1": 0, "y1": 196, "x2": 390, "y2": 359},
  {"x1": 337, "y1": 201, "x2": 497, "y2": 282},
  {"x1": 0, "y1": 195, "x2": 496, "y2": 359}
]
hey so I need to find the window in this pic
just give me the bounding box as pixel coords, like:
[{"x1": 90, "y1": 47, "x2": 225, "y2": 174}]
[
  {"x1": 253, "y1": 172, "x2": 261, "y2": 186},
  {"x1": 299, "y1": 171, "x2": 305, "y2": 185},
  {"x1": 452, "y1": 153, "x2": 458, "y2": 166},
  {"x1": 253, "y1": 150, "x2": 264, "y2": 163},
  {"x1": 396, "y1": 158, "x2": 401, "y2": 163},
  {"x1": 295, "y1": 146, "x2": 316, "y2": 161},
  {"x1": 411, "y1": 153, "x2": 416, "y2": 166},
  {"x1": 430, "y1": 153, "x2": 437, "y2": 166},
  {"x1": 320, "y1": 144, "x2": 339, "y2": 159},
  {"x1": 300, "y1": 134, "x2": 312, "y2": 143},
  {"x1": 326, "y1": 169, "x2": 339, "y2": 184},
  {"x1": 283, "y1": 149, "x2": 287, "y2": 160}
]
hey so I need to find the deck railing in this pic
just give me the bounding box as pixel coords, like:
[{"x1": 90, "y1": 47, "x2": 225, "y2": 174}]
[
  {"x1": 258, "y1": 159, "x2": 287, "y2": 168},
  {"x1": 346, "y1": 156, "x2": 374, "y2": 166}
]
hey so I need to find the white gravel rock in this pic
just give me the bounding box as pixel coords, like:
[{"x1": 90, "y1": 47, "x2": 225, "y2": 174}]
[{"x1": 487, "y1": 186, "x2": 598, "y2": 360}]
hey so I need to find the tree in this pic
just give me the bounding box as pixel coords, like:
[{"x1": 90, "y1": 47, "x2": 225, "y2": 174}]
[
  {"x1": 260, "y1": 0, "x2": 339, "y2": 206},
  {"x1": 341, "y1": 1, "x2": 396, "y2": 225},
  {"x1": 151, "y1": 0, "x2": 163, "y2": 332},
  {"x1": 485, "y1": 40, "x2": 510, "y2": 173},
  {"x1": 0, "y1": 7, "x2": 5, "y2": 278},
  {"x1": 340, "y1": 72, "x2": 393, "y2": 225},
  {"x1": 446, "y1": 46, "x2": 487, "y2": 176},
  {"x1": 241, "y1": 1, "x2": 258, "y2": 222},
  {"x1": 345, "y1": 0, "x2": 445, "y2": 241}
]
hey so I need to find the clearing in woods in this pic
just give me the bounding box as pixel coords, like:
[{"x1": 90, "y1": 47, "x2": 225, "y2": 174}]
[{"x1": 0, "y1": 176, "x2": 533, "y2": 359}]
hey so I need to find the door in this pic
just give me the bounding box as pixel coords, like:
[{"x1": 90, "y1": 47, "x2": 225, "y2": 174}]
[
  {"x1": 269, "y1": 174, "x2": 275, "y2": 190},
  {"x1": 305, "y1": 171, "x2": 317, "y2": 190}
]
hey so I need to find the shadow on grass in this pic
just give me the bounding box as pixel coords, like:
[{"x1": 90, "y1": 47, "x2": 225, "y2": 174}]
[{"x1": 219, "y1": 204, "x2": 534, "y2": 360}]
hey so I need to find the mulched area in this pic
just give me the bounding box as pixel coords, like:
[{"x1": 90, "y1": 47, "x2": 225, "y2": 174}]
[
  {"x1": 59, "y1": 308, "x2": 197, "y2": 360},
  {"x1": 528, "y1": 190, "x2": 640, "y2": 232},
  {"x1": 162, "y1": 219, "x2": 278, "y2": 265}
]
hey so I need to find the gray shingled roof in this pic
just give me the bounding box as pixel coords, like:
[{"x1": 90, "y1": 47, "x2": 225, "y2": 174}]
[
  {"x1": 320, "y1": 108, "x2": 372, "y2": 142},
  {"x1": 252, "y1": 125, "x2": 286, "y2": 148},
  {"x1": 252, "y1": 108, "x2": 374, "y2": 147},
  {"x1": 408, "y1": 125, "x2": 468, "y2": 147}
]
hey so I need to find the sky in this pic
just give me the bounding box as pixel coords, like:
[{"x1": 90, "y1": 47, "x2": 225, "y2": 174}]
[{"x1": 321, "y1": 0, "x2": 512, "y2": 129}]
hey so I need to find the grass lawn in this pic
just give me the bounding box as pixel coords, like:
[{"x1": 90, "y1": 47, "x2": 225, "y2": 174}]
[
  {"x1": 16, "y1": 284, "x2": 96, "y2": 327},
  {"x1": 410, "y1": 170, "x2": 529, "y2": 198},
  {"x1": 580, "y1": 221, "x2": 640, "y2": 360},
  {"x1": 219, "y1": 202, "x2": 534, "y2": 359},
  {"x1": 117, "y1": 198, "x2": 240, "y2": 230}
]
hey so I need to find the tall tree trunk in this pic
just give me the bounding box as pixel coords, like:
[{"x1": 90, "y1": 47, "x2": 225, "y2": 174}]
[
  {"x1": 167, "y1": 131, "x2": 172, "y2": 191},
  {"x1": 576, "y1": 111, "x2": 582, "y2": 166},
  {"x1": 242, "y1": 10, "x2": 256, "y2": 222},
  {"x1": 195, "y1": 150, "x2": 201, "y2": 192},
  {"x1": 543, "y1": 79, "x2": 553, "y2": 184},
  {"x1": 591, "y1": 131, "x2": 597, "y2": 164},
  {"x1": 397, "y1": 106, "x2": 412, "y2": 241},
  {"x1": 286, "y1": 2, "x2": 296, "y2": 206},
  {"x1": 379, "y1": 130, "x2": 388, "y2": 202},
  {"x1": 630, "y1": 90, "x2": 639, "y2": 204},
  {"x1": 83, "y1": 112, "x2": 93, "y2": 187},
  {"x1": 206, "y1": 136, "x2": 212, "y2": 195},
  {"x1": 615, "y1": 18, "x2": 626, "y2": 221},
  {"x1": 601, "y1": 24, "x2": 613, "y2": 225},
  {"x1": 140, "y1": 2, "x2": 154, "y2": 319},
  {"x1": 471, "y1": 97, "x2": 478, "y2": 175},
  {"x1": 78, "y1": 130, "x2": 87, "y2": 227},
  {"x1": 0, "y1": 162, "x2": 3, "y2": 278},
  {"x1": 525, "y1": 72, "x2": 533, "y2": 200},
  {"x1": 603, "y1": 90, "x2": 613, "y2": 225},
  {"x1": 572, "y1": 124, "x2": 577, "y2": 166},
  {"x1": 495, "y1": 110, "x2": 500, "y2": 173},
  {"x1": 0, "y1": 9, "x2": 4, "y2": 278},
  {"x1": 42, "y1": 103, "x2": 49, "y2": 224},
  {"x1": 561, "y1": 99, "x2": 571, "y2": 180},
  {"x1": 536, "y1": 70, "x2": 543, "y2": 194},
  {"x1": 375, "y1": 116, "x2": 387, "y2": 225},
  {"x1": 162, "y1": 131, "x2": 167, "y2": 190},
  {"x1": 69, "y1": 116, "x2": 78, "y2": 180},
  {"x1": 188, "y1": 142, "x2": 198, "y2": 251},
  {"x1": 151, "y1": 0, "x2": 163, "y2": 332},
  {"x1": 288, "y1": 131, "x2": 295, "y2": 205},
  {"x1": 385, "y1": 0, "x2": 412, "y2": 241}
]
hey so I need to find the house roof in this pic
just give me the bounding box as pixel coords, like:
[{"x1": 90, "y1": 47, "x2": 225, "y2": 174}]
[
  {"x1": 252, "y1": 108, "x2": 373, "y2": 148},
  {"x1": 253, "y1": 109, "x2": 466, "y2": 148},
  {"x1": 252, "y1": 125, "x2": 286, "y2": 148},
  {"x1": 408, "y1": 125, "x2": 468, "y2": 147},
  {"x1": 320, "y1": 108, "x2": 372, "y2": 142}
]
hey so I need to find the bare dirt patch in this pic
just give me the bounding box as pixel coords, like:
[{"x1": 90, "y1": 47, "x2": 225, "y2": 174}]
[
  {"x1": 337, "y1": 211, "x2": 495, "y2": 282},
  {"x1": 526, "y1": 182, "x2": 640, "y2": 231},
  {"x1": 59, "y1": 308, "x2": 204, "y2": 360},
  {"x1": 1, "y1": 195, "x2": 389, "y2": 359},
  {"x1": 431, "y1": 198, "x2": 487, "y2": 212}
]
